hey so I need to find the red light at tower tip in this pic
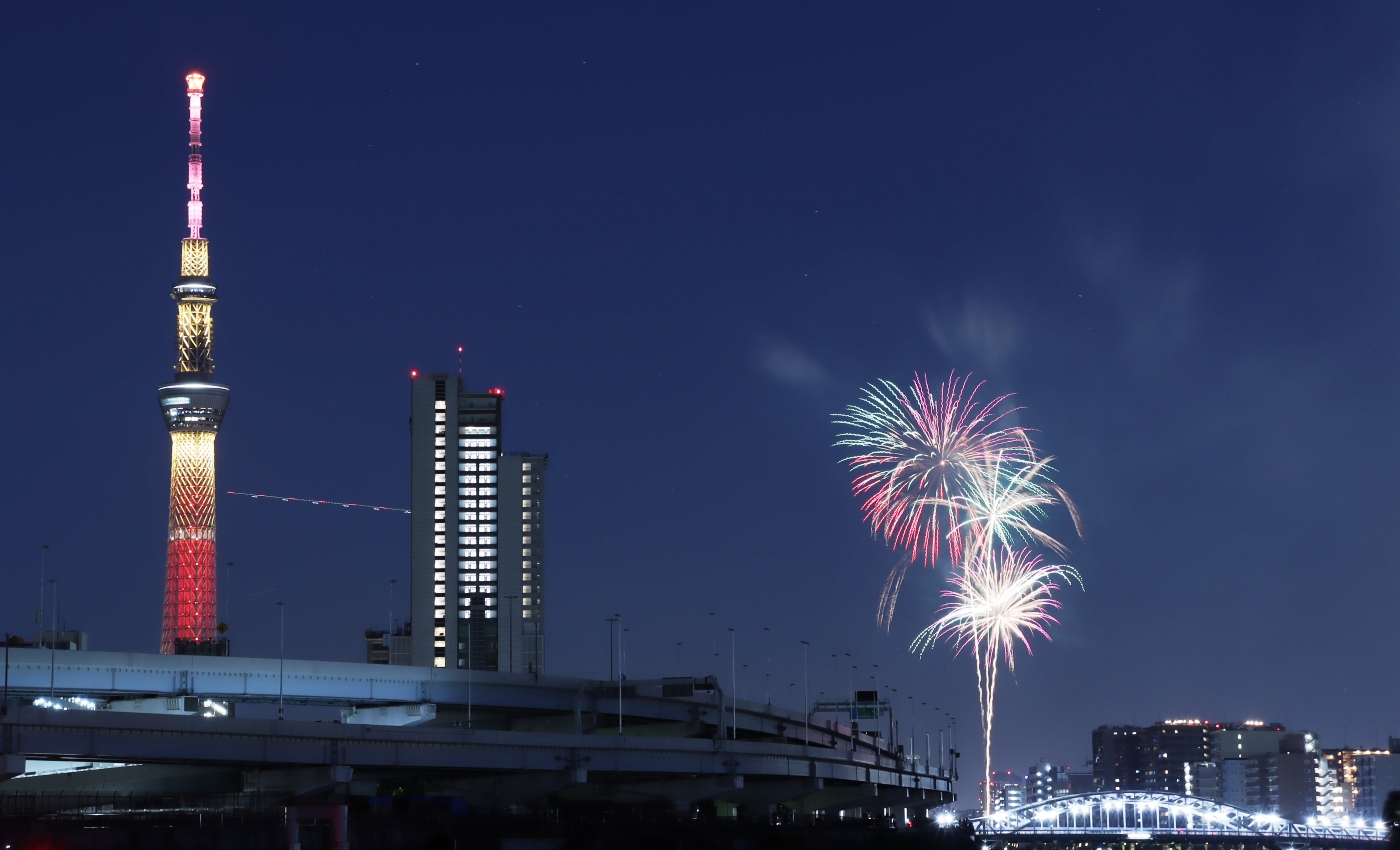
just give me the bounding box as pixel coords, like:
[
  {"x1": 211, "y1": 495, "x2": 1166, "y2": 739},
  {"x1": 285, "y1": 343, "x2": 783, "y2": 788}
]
[
  {"x1": 410, "y1": 369, "x2": 418, "y2": 378},
  {"x1": 186, "y1": 72, "x2": 205, "y2": 93},
  {"x1": 489, "y1": 387, "x2": 504, "y2": 396}
]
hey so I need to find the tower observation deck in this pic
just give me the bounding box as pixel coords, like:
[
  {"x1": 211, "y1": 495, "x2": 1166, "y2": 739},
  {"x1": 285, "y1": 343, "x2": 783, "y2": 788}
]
[{"x1": 157, "y1": 72, "x2": 229, "y2": 655}]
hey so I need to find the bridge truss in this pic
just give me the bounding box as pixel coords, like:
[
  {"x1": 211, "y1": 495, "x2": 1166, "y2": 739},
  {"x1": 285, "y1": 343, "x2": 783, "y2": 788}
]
[{"x1": 974, "y1": 791, "x2": 1387, "y2": 844}]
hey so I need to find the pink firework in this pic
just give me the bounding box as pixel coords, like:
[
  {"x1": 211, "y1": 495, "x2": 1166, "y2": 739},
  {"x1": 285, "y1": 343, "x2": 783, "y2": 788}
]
[{"x1": 834, "y1": 372, "x2": 1034, "y2": 625}]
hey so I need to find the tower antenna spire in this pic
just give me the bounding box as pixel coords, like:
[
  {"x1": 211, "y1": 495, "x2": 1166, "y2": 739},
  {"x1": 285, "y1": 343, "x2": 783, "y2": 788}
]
[
  {"x1": 457, "y1": 345, "x2": 464, "y2": 390},
  {"x1": 185, "y1": 73, "x2": 205, "y2": 239}
]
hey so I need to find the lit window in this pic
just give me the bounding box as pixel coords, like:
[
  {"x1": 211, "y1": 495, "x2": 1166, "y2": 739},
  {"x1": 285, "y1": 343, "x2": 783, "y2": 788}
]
[
  {"x1": 434, "y1": 584, "x2": 446, "y2": 594},
  {"x1": 434, "y1": 511, "x2": 445, "y2": 519},
  {"x1": 522, "y1": 561, "x2": 532, "y2": 569},
  {"x1": 434, "y1": 596, "x2": 446, "y2": 606},
  {"x1": 523, "y1": 610, "x2": 534, "y2": 618},
  {"x1": 459, "y1": 524, "x2": 477, "y2": 533},
  {"x1": 462, "y1": 585, "x2": 477, "y2": 594},
  {"x1": 460, "y1": 537, "x2": 478, "y2": 545},
  {"x1": 484, "y1": 595, "x2": 497, "y2": 604},
  {"x1": 480, "y1": 463, "x2": 497, "y2": 471},
  {"x1": 434, "y1": 400, "x2": 446, "y2": 409},
  {"x1": 461, "y1": 500, "x2": 478, "y2": 508},
  {"x1": 434, "y1": 547, "x2": 445, "y2": 557},
  {"x1": 522, "y1": 549, "x2": 531, "y2": 557},
  {"x1": 523, "y1": 487, "x2": 532, "y2": 496},
  {"x1": 460, "y1": 426, "x2": 496, "y2": 435},
  {"x1": 434, "y1": 523, "x2": 446, "y2": 532},
  {"x1": 461, "y1": 450, "x2": 494, "y2": 460},
  {"x1": 523, "y1": 536, "x2": 532, "y2": 545},
  {"x1": 459, "y1": 438, "x2": 498, "y2": 448},
  {"x1": 481, "y1": 548, "x2": 497, "y2": 557},
  {"x1": 460, "y1": 488, "x2": 477, "y2": 496},
  {"x1": 434, "y1": 571, "x2": 445, "y2": 581},
  {"x1": 434, "y1": 498, "x2": 445, "y2": 508},
  {"x1": 434, "y1": 658, "x2": 445, "y2": 667},
  {"x1": 479, "y1": 536, "x2": 497, "y2": 545},
  {"x1": 485, "y1": 610, "x2": 497, "y2": 619},
  {"x1": 459, "y1": 475, "x2": 477, "y2": 484},
  {"x1": 522, "y1": 475, "x2": 533, "y2": 483},
  {"x1": 460, "y1": 549, "x2": 478, "y2": 558},
  {"x1": 479, "y1": 475, "x2": 497, "y2": 483},
  {"x1": 459, "y1": 511, "x2": 477, "y2": 520},
  {"x1": 522, "y1": 573, "x2": 532, "y2": 581},
  {"x1": 522, "y1": 463, "x2": 532, "y2": 471},
  {"x1": 435, "y1": 439, "x2": 445, "y2": 448},
  {"x1": 461, "y1": 573, "x2": 477, "y2": 582},
  {"x1": 521, "y1": 499, "x2": 531, "y2": 508},
  {"x1": 480, "y1": 500, "x2": 497, "y2": 508},
  {"x1": 523, "y1": 585, "x2": 533, "y2": 593},
  {"x1": 479, "y1": 487, "x2": 497, "y2": 496},
  {"x1": 522, "y1": 597, "x2": 533, "y2": 605},
  {"x1": 523, "y1": 511, "x2": 532, "y2": 520},
  {"x1": 479, "y1": 572, "x2": 497, "y2": 581},
  {"x1": 434, "y1": 486, "x2": 446, "y2": 496}
]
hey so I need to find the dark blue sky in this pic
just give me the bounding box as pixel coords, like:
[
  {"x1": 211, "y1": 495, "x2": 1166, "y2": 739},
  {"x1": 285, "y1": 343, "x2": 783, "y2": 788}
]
[{"x1": 3, "y1": 2, "x2": 1399, "y2": 784}]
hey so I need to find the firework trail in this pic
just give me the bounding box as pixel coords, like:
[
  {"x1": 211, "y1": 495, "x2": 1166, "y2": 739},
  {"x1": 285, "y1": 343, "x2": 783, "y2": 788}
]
[
  {"x1": 911, "y1": 548, "x2": 1081, "y2": 814},
  {"x1": 834, "y1": 372, "x2": 1033, "y2": 627}
]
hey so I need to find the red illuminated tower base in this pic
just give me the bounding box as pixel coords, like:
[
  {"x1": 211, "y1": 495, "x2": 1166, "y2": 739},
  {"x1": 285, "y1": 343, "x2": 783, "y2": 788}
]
[{"x1": 158, "y1": 72, "x2": 230, "y2": 655}]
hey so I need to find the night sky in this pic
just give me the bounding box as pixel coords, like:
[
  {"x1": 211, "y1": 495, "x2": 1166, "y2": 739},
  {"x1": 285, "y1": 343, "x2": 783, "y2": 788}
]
[{"x1": 3, "y1": 3, "x2": 1399, "y2": 788}]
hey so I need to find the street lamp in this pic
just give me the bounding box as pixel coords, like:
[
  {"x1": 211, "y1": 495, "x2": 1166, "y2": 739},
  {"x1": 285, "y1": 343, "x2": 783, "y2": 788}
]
[
  {"x1": 727, "y1": 628, "x2": 736, "y2": 739},
  {"x1": 800, "y1": 640, "x2": 810, "y2": 747},
  {"x1": 277, "y1": 601, "x2": 285, "y2": 720},
  {"x1": 48, "y1": 579, "x2": 57, "y2": 698},
  {"x1": 604, "y1": 616, "x2": 617, "y2": 680},
  {"x1": 615, "y1": 613, "x2": 623, "y2": 734}
]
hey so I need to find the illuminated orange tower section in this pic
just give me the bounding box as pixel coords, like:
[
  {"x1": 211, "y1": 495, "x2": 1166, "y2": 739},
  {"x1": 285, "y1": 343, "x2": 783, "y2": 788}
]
[{"x1": 157, "y1": 72, "x2": 229, "y2": 654}]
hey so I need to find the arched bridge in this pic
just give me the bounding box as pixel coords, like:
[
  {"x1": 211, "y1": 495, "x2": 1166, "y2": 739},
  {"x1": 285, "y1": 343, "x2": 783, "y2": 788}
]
[{"x1": 973, "y1": 791, "x2": 1388, "y2": 845}]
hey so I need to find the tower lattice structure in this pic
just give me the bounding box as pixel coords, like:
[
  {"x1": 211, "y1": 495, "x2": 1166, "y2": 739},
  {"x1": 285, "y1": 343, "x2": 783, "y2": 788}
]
[{"x1": 158, "y1": 72, "x2": 230, "y2": 655}]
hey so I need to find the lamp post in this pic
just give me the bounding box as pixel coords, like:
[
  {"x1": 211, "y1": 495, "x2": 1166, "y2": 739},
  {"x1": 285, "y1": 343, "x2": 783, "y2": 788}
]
[
  {"x1": 762, "y1": 626, "x2": 771, "y2": 705},
  {"x1": 277, "y1": 601, "x2": 285, "y2": 720},
  {"x1": 605, "y1": 616, "x2": 617, "y2": 680},
  {"x1": 48, "y1": 579, "x2": 57, "y2": 698},
  {"x1": 615, "y1": 613, "x2": 623, "y2": 734},
  {"x1": 800, "y1": 640, "x2": 810, "y2": 747},
  {"x1": 727, "y1": 628, "x2": 736, "y2": 739}
]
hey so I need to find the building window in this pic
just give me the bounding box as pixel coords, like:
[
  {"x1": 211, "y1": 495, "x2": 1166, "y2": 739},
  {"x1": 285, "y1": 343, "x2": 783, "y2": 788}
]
[
  {"x1": 522, "y1": 585, "x2": 533, "y2": 593},
  {"x1": 434, "y1": 486, "x2": 446, "y2": 496},
  {"x1": 434, "y1": 658, "x2": 445, "y2": 667},
  {"x1": 434, "y1": 584, "x2": 446, "y2": 594},
  {"x1": 522, "y1": 549, "x2": 531, "y2": 557},
  {"x1": 522, "y1": 536, "x2": 532, "y2": 545},
  {"x1": 434, "y1": 597, "x2": 446, "y2": 606},
  {"x1": 434, "y1": 547, "x2": 446, "y2": 557},
  {"x1": 523, "y1": 487, "x2": 532, "y2": 496},
  {"x1": 434, "y1": 523, "x2": 445, "y2": 532},
  {"x1": 459, "y1": 475, "x2": 477, "y2": 484},
  {"x1": 523, "y1": 610, "x2": 534, "y2": 618},
  {"x1": 522, "y1": 463, "x2": 532, "y2": 471},
  {"x1": 521, "y1": 499, "x2": 531, "y2": 508},
  {"x1": 485, "y1": 610, "x2": 497, "y2": 619},
  {"x1": 522, "y1": 511, "x2": 532, "y2": 520},
  {"x1": 522, "y1": 475, "x2": 533, "y2": 483},
  {"x1": 459, "y1": 488, "x2": 477, "y2": 496}
]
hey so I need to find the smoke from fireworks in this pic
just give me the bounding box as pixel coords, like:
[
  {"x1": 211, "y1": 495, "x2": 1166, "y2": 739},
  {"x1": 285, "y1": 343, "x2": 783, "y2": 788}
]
[
  {"x1": 833, "y1": 372, "x2": 1035, "y2": 627},
  {"x1": 911, "y1": 548, "x2": 1081, "y2": 808}
]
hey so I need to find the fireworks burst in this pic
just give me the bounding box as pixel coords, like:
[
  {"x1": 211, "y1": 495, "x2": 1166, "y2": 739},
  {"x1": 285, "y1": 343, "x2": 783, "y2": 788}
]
[
  {"x1": 834, "y1": 369, "x2": 1085, "y2": 814},
  {"x1": 911, "y1": 548, "x2": 1081, "y2": 813},
  {"x1": 834, "y1": 372, "x2": 1034, "y2": 626}
]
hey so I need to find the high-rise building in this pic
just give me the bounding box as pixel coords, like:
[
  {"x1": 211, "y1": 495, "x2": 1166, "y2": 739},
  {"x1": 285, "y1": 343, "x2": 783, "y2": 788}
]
[
  {"x1": 408, "y1": 373, "x2": 547, "y2": 672},
  {"x1": 157, "y1": 72, "x2": 229, "y2": 655}
]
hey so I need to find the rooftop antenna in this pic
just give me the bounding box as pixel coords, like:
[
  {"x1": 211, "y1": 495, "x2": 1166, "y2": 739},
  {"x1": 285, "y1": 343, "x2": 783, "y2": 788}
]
[{"x1": 457, "y1": 345, "x2": 464, "y2": 390}]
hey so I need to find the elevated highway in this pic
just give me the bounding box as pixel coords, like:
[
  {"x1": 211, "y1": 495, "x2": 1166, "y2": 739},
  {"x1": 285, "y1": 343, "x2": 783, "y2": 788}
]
[{"x1": 0, "y1": 649, "x2": 949, "y2": 816}]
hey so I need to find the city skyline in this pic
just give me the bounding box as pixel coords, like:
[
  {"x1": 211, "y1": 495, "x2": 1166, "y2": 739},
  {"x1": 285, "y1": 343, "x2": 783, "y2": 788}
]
[{"x1": 3, "y1": 3, "x2": 1400, "y2": 786}]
